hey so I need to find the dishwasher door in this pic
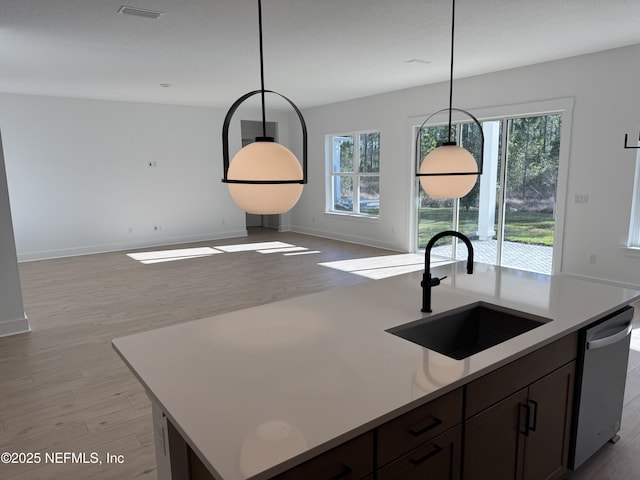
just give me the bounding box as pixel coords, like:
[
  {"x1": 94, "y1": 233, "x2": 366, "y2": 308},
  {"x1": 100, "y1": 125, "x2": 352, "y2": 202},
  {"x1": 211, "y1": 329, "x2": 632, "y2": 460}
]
[{"x1": 570, "y1": 305, "x2": 634, "y2": 470}]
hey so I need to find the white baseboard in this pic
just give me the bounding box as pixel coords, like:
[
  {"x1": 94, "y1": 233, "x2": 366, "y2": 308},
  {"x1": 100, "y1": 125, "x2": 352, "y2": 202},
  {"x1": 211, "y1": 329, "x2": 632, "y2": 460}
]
[
  {"x1": 292, "y1": 226, "x2": 404, "y2": 253},
  {"x1": 17, "y1": 230, "x2": 248, "y2": 262},
  {"x1": 0, "y1": 314, "x2": 30, "y2": 337}
]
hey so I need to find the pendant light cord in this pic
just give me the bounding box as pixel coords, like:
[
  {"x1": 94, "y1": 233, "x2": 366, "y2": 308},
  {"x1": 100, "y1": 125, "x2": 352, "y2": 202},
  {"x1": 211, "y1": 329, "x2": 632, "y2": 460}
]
[
  {"x1": 258, "y1": 0, "x2": 267, "y2": 137},
  {"x1": 447, "y1": 0, "x2": 455, "y2": 143}
]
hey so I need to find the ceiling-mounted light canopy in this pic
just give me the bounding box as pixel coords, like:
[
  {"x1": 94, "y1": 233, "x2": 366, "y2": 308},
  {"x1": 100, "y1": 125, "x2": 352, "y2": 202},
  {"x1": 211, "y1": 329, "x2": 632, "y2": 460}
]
[
  {"x1": 221, "y1": 0, "x2": 307, "y2": 215},
  {"x1": 416, "y1": 0, "x2": 483, "y2": 199}
]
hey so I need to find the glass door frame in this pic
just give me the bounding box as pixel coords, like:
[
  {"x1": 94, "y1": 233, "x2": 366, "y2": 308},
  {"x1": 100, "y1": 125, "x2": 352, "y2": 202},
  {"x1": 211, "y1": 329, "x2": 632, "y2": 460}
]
[{"x1": 410, "y1": 98, "x2": 574, "y2": 275}]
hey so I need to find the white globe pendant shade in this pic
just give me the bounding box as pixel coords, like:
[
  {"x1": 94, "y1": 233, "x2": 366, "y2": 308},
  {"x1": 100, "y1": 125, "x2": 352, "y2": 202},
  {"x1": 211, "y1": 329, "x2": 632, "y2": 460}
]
[
  {"x1": 419, "y1": 144, "x2": 478, "y2": 199},
  {"x1": 227, "y1": 142, "x2": 303, "y2": 214}
]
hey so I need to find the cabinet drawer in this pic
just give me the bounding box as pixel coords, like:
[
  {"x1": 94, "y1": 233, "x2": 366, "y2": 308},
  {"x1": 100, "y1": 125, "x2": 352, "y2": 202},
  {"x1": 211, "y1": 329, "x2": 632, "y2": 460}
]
[
  {"x1": 377, "y1": 388, "x2": 462, "y2": 467},
  {"x1": 377, "y1": 424, "x2": 461, "y2": 480},
  {"x1": 465, "y1": 332, "x2": 578, "y2": 419},
  {"x1": 272, "y1": 431, "x2": 373, "y2": 480}
]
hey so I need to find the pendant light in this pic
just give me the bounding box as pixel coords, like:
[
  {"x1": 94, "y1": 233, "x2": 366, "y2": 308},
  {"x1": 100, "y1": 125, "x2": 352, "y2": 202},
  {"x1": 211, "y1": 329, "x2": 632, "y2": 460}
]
[
  {"x1": 416, "y1": 0, "x2": 483, "y2": 199},
  {"x1": 221, "y1": 0, "x2": 307, "y2": 214}
]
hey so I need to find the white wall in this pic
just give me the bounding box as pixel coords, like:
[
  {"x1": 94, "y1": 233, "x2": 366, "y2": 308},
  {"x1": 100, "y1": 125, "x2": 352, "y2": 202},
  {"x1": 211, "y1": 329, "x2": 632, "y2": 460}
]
[
  {"x1": 0, "y1": 130, "x2": 28, "y2": 336},
  {"x1": 0, "y1": 94, "x2": 291, "y2": 260},
  {"x1": 291, "y1": 86, "x2": 416, "y2": 251},
  {"x1": 2, "y1": 45, "x2": 640, "y2": 288},
  {"x1": 291, "y1": 44, "x2": 640, "y2": 287}
]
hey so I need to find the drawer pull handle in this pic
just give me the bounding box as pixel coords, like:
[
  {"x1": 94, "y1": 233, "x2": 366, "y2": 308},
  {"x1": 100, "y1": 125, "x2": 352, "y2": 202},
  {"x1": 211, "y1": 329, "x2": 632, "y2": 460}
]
[
  {"x1": 409, "y1": 417, "x2": 443, "y2": 437},
  {"x1": 409, "y1": 444, "x2": 443, "y2": 465},
  {"x1": 528, "y1": 400, "x2": 538, "y2": 432},
  {"x1": 328, "y1": 464, "x2": 352, "y2": 480}
]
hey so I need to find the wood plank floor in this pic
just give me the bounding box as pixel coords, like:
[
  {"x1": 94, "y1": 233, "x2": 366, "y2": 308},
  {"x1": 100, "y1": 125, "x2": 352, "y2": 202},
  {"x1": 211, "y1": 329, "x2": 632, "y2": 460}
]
[
  {"x1": 0, "y1": 228, "x2": 638, "y2": 479},
  {"x1": 0, "y1": 229, "x2": 405, "y2": 479}
]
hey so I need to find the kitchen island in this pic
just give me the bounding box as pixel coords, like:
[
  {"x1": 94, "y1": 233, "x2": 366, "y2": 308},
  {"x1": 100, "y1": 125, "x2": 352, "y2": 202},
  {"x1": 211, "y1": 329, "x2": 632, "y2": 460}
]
[{"x1": 112, "y1": 262, "x2": 640, "y2": 480}]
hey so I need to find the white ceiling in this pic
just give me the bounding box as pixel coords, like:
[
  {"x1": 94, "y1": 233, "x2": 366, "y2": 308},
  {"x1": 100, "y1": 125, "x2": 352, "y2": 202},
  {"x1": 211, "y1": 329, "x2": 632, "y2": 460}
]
[{"x1": 1, "y1": 0, "x2": 639, "y2": 110}]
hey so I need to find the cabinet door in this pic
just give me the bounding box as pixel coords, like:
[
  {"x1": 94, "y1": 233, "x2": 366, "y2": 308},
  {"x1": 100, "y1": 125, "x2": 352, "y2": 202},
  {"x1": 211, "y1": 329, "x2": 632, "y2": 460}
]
[
  {"x1": 463, "y1": 387, "x2": 528, "y2": 480},
  {"x1": 377, "y1": 425, "x2": 461, "y2": 480},
  {"x1": 523, "y1": 361, "x2": 575, "y2": 480}
]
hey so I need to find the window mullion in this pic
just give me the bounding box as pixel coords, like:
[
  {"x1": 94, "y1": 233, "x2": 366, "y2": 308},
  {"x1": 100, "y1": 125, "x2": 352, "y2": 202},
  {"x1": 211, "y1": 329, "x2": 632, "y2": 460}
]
[
  {"x1": 495, "y1": 119, "x2": 509, "y2": 264},
  {"x1": 452, "y1": 123, "x2": 463, "y2": 258}
]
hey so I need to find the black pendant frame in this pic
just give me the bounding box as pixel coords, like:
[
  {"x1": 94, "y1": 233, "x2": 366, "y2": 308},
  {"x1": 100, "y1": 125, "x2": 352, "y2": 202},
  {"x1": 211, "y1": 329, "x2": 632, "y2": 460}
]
[
  {"x1": 415, "y1": 107, "x2": 484, "y2": 178},
  {"x1": 415, "y1": 0, "x2": 484, "y2": 183},
  {"x1": 624, "y1": 131, "x2": 640, "y2": 149},
  {"x1": 221, "y1": 0, "x2": 307, "y2": 186},
  {"x1": 221, "y1": 89, "x2": 308, "y2": 185}
]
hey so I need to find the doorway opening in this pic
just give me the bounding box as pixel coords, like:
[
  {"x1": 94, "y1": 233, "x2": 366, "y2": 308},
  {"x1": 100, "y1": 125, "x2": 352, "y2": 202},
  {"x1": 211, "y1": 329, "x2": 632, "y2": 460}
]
[{"x1": 240, "y1": 120, "x2": 280, "y2": 231}]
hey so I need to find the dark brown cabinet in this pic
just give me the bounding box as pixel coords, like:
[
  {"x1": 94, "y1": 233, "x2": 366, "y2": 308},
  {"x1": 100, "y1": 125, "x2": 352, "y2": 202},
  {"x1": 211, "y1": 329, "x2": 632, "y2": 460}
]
[
  {"x1": 464, "y1": 387, "x2": 528, "y2": 480},
  {"x1": 522, "y1": 362, "x2": 575, "y2": 480},
  {"x1": 377, "y1": 388, "x2": 463, "y2": 480},
  {"x1": 378, "y1": 424, "x2": 462, "y2": 480},
  {"x1": 377, "y1": 388, "x2": 462, "y2": 467},
  {"x1": 463, "y1": 334, "x2": 577, "y2": 480}
]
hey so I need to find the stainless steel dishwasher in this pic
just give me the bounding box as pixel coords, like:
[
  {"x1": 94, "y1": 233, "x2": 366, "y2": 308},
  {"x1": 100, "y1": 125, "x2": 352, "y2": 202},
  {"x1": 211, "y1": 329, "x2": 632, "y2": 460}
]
[{"x1": 570, "y1": 305, "x2": 634, "y2": 470}]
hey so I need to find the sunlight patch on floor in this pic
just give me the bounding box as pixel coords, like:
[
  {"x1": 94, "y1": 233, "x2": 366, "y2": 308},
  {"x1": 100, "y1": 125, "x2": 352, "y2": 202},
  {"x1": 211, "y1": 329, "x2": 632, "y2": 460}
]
[
  {"x1": 318, "y1": 254, "x2": 454, "y2": 279},
  {"x1": 257, "y1": 246, "x2": 309, "y2": 254},
  {"x1": 215, "y1": 241, "x2": 294, "y2": 253},
  {"x1": 126, "y1": 247, "x2": 221, "y2": 264},
  {"x1": 631, "y1": 324, "x2": 640, "y2": 352},
  {"x1": 127, "y1": 241, "x2": 322, "y2": 264},
  {"x1": 631, "y1": 301, "x2": 640, "y2": 352}
]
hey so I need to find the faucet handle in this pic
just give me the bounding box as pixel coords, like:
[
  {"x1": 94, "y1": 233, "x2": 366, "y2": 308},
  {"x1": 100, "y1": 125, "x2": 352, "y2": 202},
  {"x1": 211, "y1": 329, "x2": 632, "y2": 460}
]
[
  {"x1": 426, "y1": 275, "x2": 447, "y2": 287},
  {"x1": 421, "y1": 274, "x2": 448, "y2": 288}
]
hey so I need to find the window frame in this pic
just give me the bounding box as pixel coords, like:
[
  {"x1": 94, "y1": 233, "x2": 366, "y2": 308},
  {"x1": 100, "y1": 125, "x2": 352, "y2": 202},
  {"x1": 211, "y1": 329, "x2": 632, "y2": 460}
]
[
  {"x1": 408, "y1": 97, "x2": 574, "y2": 275},
  {"x1": 325, "y1": 130, "x2": 380, "y2": 218},
  {"x1": 626, "y1": 144, "x2": 640, "y2": 250}
]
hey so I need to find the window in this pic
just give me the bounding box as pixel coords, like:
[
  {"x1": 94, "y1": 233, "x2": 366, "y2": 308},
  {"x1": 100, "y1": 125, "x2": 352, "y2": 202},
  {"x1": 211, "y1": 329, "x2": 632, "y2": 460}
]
[
  {"x1": 327, "y1": 131, "x2": 380, "y2": 217},
  {"x1": 627, "y1": 147, "x2": 640, "y2": 249}
]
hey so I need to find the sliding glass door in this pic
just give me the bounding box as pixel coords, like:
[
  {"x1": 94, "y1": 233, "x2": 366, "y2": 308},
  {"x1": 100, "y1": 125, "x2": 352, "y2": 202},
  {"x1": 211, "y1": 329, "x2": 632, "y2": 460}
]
[
  {"x1": 500, "y1": 115, "x2": 560, "y2": 271},
  {"x1": 416, "y1": 113, "x2": 561, "y2": 274}
]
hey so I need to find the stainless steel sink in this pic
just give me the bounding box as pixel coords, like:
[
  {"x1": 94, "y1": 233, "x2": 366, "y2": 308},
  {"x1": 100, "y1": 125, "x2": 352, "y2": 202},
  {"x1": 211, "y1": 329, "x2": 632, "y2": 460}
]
[{"x1": 386, "y1": 303, "x2": 550, "y2": 360}]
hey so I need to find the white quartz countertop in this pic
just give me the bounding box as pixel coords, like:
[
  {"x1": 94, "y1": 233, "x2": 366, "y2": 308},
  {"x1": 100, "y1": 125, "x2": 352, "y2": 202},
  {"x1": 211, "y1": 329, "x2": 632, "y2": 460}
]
[{"x1": 112, "y1": 263, "x2": 640, "y2": 480}]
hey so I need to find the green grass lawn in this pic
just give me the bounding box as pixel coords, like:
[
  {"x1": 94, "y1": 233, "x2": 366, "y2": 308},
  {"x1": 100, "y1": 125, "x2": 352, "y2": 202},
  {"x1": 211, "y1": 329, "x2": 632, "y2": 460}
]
[{"x1": 418, "y1": 207, "x2": 554, "y2": 249}]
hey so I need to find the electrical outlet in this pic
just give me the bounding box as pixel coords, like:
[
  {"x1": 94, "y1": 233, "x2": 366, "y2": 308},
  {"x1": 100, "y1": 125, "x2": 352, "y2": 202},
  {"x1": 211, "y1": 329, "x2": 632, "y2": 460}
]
[
  {"x1": 588, "y1": 253, "x2": 596, "y2": 264},
  {"x1": 574, "y1": 194, "x2": 589, "y2": 204},
  {"x1": 153, "y1": 225, "x2": 162, "y2": 232}
]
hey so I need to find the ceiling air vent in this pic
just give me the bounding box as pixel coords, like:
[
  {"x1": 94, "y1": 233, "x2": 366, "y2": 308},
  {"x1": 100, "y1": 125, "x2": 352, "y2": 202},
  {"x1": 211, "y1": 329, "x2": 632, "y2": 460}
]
[{"x1": 117, "y1": 5, "x2": 164, "y2": 19}]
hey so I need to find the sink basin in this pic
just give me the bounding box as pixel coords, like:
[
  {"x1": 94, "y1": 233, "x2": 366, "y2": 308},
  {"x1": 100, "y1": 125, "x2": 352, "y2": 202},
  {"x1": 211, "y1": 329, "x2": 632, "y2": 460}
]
[{"x1": 386, "y1": 303, "x2": 550, "y2": 360}]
